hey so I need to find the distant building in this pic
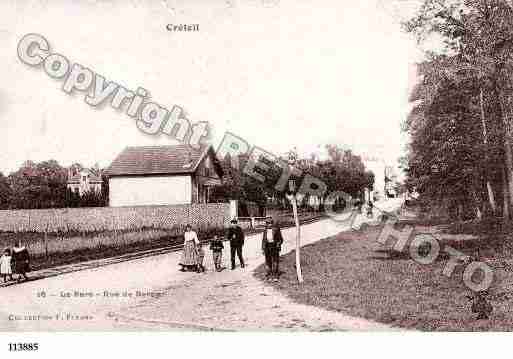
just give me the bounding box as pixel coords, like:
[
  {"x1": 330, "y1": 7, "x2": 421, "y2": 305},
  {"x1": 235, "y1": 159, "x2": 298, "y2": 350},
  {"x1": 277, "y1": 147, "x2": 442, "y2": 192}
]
[
  {"x1": 363, "y1": 160, "x2": 400, "y2": 200},
  {"x1": 363, "y1": 159, "x2": 386, "y2": 200},
  {"x1": 67, "y1": 167, "x2": 102, "y2": 196},
  {"x1": 384, "y1": 166, "x2": 398, "y2": 198},
  {"x1": 106, "y1": 145, "x2": 223, "y2": 207}
]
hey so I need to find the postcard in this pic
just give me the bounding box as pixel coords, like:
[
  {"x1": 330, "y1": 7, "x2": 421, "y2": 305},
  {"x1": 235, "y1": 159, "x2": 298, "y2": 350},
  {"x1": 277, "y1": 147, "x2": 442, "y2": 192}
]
[{"x1": 0, "y1": 1, "x2": 511, "y2": 354}]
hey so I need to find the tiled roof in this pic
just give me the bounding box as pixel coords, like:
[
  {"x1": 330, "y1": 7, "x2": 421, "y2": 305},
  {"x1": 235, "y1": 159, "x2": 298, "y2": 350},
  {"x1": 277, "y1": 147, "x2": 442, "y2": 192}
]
[
  {"x1": 106, "y1": 144, "x2": 210, "y2": 177},
  {"x1": 66, "y1": 171, "x2": 102, "y2": 184}
]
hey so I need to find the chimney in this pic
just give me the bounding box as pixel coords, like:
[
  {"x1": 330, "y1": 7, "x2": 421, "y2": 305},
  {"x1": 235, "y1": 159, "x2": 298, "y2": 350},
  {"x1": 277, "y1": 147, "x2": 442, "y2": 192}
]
[{"x1": 183, "y1": 152, "x2": 194, "y2": 168}]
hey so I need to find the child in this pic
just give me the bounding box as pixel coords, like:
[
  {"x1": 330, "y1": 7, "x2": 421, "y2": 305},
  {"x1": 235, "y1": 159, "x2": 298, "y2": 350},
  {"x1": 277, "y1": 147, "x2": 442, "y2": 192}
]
[
  {"x1": 196, "y1": 244, "x2": 206, "y2": 273},
  {"x1": 0, "y1": 248, "x2": 13, "y2": 282},
  {"x1": 210, "y1": 235, "x2": 224, "y2": 272}
]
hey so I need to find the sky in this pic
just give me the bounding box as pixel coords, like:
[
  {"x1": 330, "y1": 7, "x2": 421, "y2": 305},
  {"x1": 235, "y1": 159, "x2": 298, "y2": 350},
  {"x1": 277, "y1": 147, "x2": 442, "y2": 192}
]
[{"x1": 0, "y1": 0, "x2": 424, "y2": 175}]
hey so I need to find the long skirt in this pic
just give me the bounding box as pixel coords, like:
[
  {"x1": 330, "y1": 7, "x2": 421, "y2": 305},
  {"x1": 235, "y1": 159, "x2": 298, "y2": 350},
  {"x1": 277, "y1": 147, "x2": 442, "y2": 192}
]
[
  {"x1": 13, "y1": 260, "x2": 30, "y2": 274},
  {"x1": 180, "y1": 241, "x2": 198, "y2": 266}
]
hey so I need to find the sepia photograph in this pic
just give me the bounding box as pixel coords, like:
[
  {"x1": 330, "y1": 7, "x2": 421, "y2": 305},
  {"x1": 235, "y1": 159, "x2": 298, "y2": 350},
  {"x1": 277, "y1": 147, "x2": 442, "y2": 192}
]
[{"x1": 1, "y1": 0, "x2": 513, "y2": 356}]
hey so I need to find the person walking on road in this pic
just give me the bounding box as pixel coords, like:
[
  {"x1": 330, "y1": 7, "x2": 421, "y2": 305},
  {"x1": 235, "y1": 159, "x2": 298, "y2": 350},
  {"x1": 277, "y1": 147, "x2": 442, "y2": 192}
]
[
  {"x1": 11, "y1": 241, "x2": 30, "y2": 282},
  {"x1": 209, "y1": 235, "x2": 224, "y2": 272},
  {"x1": 355, "y1": 197, "x2": 363, "y2": 214},
  {"x1": 227, "y1": 219, "x2": 245, "y2": 270},
  {"x1": 262, "y1": 217, "x2": 283, "y2": 282},
  {"x1": 179, "y1": 224, "x2": 200, "y2": 272},
  {"x1": 367, "y1": 200, "x2": 374, "y2": 218}
]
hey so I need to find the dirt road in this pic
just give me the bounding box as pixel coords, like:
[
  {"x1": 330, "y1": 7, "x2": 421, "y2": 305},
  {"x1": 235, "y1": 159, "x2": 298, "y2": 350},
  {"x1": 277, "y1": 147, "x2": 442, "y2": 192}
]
[{"x1": 0, "y1": 198, "x2": 402, "y2": 331}]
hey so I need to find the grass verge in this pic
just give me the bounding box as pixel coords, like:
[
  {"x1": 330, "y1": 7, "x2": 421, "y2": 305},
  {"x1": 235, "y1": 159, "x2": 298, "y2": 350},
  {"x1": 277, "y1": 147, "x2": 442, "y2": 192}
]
[{"x1": 254, "y1": 222, "x2": 513, "y2": 331}]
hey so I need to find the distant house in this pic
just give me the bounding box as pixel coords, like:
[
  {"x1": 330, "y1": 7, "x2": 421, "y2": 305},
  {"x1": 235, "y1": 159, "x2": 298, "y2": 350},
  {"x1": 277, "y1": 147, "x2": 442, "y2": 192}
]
[
  {"x1": 67, "y1": 167, "x2": 102, "y2": 195},
  {"x1": 106, "y1": 145, "x2": 223, "y2": 207}
]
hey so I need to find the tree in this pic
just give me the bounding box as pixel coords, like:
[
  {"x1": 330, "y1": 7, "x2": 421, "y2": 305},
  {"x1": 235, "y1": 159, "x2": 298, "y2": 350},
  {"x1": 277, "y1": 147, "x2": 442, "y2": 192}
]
[
  {"x1": 404, "y1": 0, "x2": 513, "y2": 220},
  {"x1": 211, "y1": 146, "x2": 374, "y2": 214},
  {"x1": 8, "y1": 160, "x2": 68, "y2": 209},
  {"x1": 0, "y1": 172, "x2": 12, "y2": 209}
]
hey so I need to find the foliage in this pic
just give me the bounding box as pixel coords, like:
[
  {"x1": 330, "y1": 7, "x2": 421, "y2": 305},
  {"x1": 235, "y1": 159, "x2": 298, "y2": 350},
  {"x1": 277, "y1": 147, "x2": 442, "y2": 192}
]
[
  {"x1": 403, "y1": 0, "x2": 513, "y2": 220},
  {"x1": 0, "y1": 160, "x2": 108, "y2": 209},
  {"x1": 211, "y1": 145, "x2": 375, "y2": 210}
]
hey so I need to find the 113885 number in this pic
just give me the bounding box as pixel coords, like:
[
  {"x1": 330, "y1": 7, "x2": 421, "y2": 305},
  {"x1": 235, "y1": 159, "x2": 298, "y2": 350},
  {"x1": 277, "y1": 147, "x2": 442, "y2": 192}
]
[{"x1": 8, "y1": 343, "x2": 39, "y2": 351}]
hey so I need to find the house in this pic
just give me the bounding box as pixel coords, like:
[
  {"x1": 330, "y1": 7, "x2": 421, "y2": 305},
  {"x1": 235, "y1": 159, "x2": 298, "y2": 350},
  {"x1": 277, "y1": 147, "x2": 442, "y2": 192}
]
[
  {"x1": 106, "y1": 145, "x2": 223, "y2": 207},
  {"x1": 363, "y1": 159, "x2": 387, "y2": 201},
  {"x1": 67, "y1": 167, "x2": 102, "y2": 195}
]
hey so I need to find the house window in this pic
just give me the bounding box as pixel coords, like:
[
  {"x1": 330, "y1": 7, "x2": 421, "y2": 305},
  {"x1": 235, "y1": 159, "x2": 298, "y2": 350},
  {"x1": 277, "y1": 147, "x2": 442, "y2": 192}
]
[{"x1": 82, "y1": 175, "x2": 87, "y2": 182}]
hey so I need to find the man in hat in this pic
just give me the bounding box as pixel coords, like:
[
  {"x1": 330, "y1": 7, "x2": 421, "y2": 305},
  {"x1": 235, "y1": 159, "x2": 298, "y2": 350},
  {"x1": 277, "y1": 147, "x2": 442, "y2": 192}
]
[
  {"x1": 227, "y1": 218, "x2": 245, "y2": 270},
  {"x1": 261, "y1": 217, "x2": 284, "y2": 281}
]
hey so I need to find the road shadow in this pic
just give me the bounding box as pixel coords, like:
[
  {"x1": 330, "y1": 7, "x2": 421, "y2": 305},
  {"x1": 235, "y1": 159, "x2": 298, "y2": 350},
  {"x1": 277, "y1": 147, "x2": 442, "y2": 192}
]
[{"x1": 370, "y1": 249, "x2": 411, "y2": 261}]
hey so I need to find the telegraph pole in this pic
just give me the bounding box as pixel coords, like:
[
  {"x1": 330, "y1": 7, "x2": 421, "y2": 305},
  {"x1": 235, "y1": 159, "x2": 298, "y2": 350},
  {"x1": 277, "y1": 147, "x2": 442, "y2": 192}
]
[{"x1": 286, "y1": 149, "x2": 304, "y2": 283}]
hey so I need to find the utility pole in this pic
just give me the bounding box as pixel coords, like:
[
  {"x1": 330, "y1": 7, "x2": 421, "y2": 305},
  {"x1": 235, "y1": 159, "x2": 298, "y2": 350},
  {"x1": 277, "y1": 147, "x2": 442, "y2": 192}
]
[{"x1": 286, "y1": 148, "x2": 304, "y2": 283}]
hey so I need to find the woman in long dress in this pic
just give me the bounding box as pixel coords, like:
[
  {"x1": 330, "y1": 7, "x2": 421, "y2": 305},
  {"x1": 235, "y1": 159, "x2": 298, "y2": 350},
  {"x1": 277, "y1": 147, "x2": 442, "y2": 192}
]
[
  {"x1": 179, "y1": 224, "x2": 200, "y2": 272},
  {"x1": 12, "y1": 240, "x2": 30, "y2": 281}
]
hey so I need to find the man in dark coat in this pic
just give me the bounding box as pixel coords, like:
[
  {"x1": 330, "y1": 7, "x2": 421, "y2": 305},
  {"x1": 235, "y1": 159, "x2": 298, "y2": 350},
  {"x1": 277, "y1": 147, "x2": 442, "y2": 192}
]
[
  {"x1": 261, "y1": 217, "x2": 283, "y2": 282},
  {"x1": 227, "y1": 219, "x2": 245, "y2": 270}
]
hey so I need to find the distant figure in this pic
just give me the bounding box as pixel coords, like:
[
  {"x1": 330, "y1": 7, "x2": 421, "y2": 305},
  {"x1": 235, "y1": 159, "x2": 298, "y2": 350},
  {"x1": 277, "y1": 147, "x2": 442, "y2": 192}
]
[
  {"x1": 196, "y1": 243, "x2": 206, "y2": 273},
  {"x1": 355, "y1": 198, "x2": 363, "y2": 214},
  {"x1": 262, "y1": 217, "x2": 283, "y2": 282},
  {"x1": 0, "y1": 248, "x2": 13, "y2": 282},
  {"x1": 227, "y1": 219, "x2": 245, "y2": 270},
  {"x1": 210, "y1": 235, "x2": 224, "y2": 272},
  {"x1": 12, "y1": 241, "x2": 30, "y2": 282},
  {"x1": 367, "y1": 200, "x2": 374, "y2": 218},
  {"x1": 179, "y1": 224, "x2": 200, "y2": 272}
]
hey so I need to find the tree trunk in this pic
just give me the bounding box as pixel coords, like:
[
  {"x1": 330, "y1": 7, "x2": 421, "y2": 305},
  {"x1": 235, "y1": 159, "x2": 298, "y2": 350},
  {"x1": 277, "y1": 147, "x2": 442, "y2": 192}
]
[
  {"x1": 480, "y1": 88, "x2": 497, "y2": 214},
  {"x1": 495, "y1": 83, "x2": 513, "y2": 213},
  {"x1": 504, "y1": 166, "x2": 510, "y2": 220},
  {"x1": 470, "y1": 189, "x2": 482, "y2": 220}
]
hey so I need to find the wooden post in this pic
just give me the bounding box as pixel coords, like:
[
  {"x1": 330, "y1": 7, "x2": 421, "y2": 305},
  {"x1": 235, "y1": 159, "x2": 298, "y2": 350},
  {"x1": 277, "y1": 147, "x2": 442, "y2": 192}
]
[
  {"x1": 286, "y1": 150, "x2": 303, "y2": 283},
  {"x1": 44, "y1": 230, "x2": 48, "y2": 259},
  {"x1": 288, "y1": 177, "x2": 303, "y2": 284},
  {"x1": 291, "y1": 196, "x2": 303, "y2": 283}
]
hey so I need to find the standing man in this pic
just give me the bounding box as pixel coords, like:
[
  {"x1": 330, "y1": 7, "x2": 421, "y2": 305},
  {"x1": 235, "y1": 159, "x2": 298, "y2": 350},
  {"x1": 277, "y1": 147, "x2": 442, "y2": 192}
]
[
  {"x1": 262, "y1": 217, "x2": 284, "y2": 282},
  {"x1": 227, "y1": 219, "x2": 245, "y2": 270}
]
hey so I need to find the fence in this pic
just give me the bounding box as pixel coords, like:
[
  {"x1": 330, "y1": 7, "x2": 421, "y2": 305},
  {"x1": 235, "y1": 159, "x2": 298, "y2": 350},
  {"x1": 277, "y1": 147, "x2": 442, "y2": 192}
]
[{"x1": 0, "y1": 203, "x2": 230, "y2": 233}]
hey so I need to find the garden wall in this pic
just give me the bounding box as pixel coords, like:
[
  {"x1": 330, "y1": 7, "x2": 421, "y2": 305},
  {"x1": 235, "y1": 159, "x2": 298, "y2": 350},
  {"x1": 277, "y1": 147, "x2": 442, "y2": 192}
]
[{"x1": 0, "y1": 203, "x2": 230, "y2": 233}]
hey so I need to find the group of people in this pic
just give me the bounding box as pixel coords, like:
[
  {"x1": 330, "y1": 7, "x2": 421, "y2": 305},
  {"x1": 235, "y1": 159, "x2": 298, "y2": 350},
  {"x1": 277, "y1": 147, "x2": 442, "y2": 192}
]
[
  {"x1": 0, "y1": 240, "x2": 31, "y2": 283},
  {"x1": 178, "y1": 217, "x2": 284, "y2": 281}
]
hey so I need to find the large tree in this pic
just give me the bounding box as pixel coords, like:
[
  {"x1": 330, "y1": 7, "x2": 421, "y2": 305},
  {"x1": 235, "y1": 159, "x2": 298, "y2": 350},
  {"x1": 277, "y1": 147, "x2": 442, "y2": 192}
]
[{"x1": 404, "y1": 0, "x2": 513, "y2": 219}]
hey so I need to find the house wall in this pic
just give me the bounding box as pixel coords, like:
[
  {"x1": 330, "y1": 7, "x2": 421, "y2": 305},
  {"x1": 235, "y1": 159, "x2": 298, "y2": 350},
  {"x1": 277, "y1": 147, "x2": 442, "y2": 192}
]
[
  {"x1": 67, "y1": 182, "x2": 101, "y2": 195},
  {"x1": 194, "y1": 151, "x2": 222, "y2": 203},
  {"x1": 191, "y1": 175, "x2": 199, "y2": 203},
  {"x1": 109, "y1": 175, "x2": 192, "y2": 207}
]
